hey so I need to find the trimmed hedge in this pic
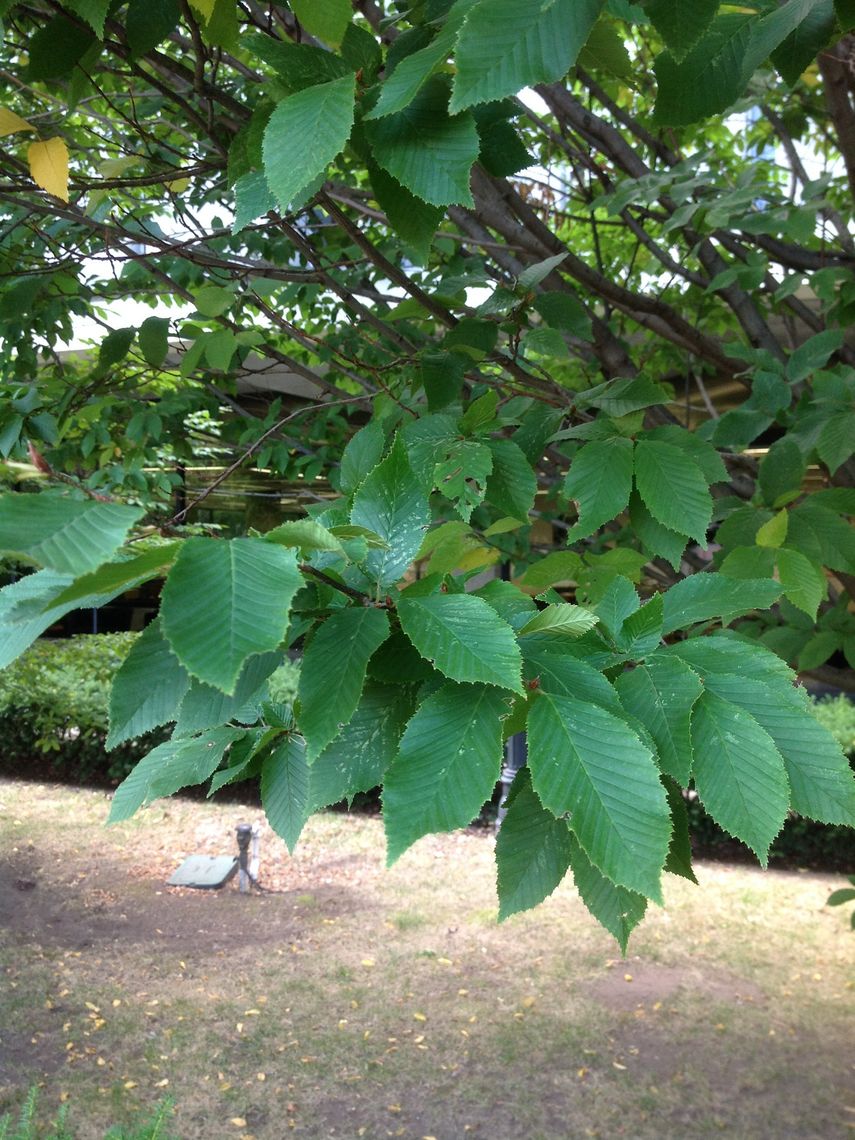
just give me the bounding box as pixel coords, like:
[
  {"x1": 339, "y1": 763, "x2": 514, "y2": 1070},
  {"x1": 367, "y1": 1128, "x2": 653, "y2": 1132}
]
[{"x1": 0, "y1": 633, "x2": 301, "y2": 786}]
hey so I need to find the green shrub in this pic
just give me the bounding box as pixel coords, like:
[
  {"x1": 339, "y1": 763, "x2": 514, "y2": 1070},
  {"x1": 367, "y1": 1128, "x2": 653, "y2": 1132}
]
[
  {"x1": 266, "y1": 657, "x2": 300, "y2": 705},
  {"x1": 0, "y1": 633, "x2": 166, "y2": 785},
  {"x1": 0, "y1": 1090, "x2": 177, "y2": 1139},
  {"x1": 810, "y1": 694, "x2": 855, "y2": 757}
]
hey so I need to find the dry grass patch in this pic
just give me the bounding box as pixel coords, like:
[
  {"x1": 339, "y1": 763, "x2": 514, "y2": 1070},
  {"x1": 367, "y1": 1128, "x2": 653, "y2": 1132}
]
[{"x1": 1, "y1": 777, "x2": 852, "y2": 1140}]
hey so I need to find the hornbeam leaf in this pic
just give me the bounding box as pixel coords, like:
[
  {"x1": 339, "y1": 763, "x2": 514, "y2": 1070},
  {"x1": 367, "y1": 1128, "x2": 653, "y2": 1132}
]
[
  {"x1": 310, "y1": 683, "x2": 415, "y2": 810},
  {"x1": 645, "y1": 0, "x2": 719, "y2": 61},
  {"x1": 108, "y1": 727, "x2": 244, "y2": 822},
  {"x1": 518, "y1": 551, "x2": 583, "y2": 592},
  {"x1": 518, "y1": 603, "x2": 599, "y2": 638},
  {"x1": 28, "y1": 138, "x2": 69, "y2": 202},
  {"x1": 776, "y1": 547, "x2": 826, "y2": 619},
  {"x1": 298, "y1": 606, "x2": 391, "y2": 759},
  {"x1": 350, "y1": 433, "x2": 430, "y2": 587},
  {"x1": 261, "y1": 735, "x2": 310, "y2": 851},
  {"x1": 0, "y1": 108, "x2": 35, "y2": 137},
  {"x1": 397, "y1": 590, "x2": 524, "y2": 693},
  {"x1": 485, "y1": 438, "x2": 538, "y2": 522},
  {"x1": 663, "y1": 778, "x2": 698, "y2": 883},
  {"x1": 65, "y1": 0, "x2": 110, "y2": 36},
  {"x1": 690, "y1": 690, "x2": 790, "y2": 864},
  {"x1": 264, "y1": 519, "x2": 345, "y2": 555},
  {"x1": 173, "y1": 651, "x2": 282, "y2": 738},
  {"x1": 107, "y1": 617, "x2": 190, "y2": 749},
  {"x1": 450, "y1": 0, "x2": 604, "y2": 113},
  {"x1": 615, "y1": 655, "x2": 703, "y2": 783},
  {"x1": 369, "y1": 163, "x2": 444, "y2": 264},
  {"x1": 521, "y1": 641, "x2": 623, "y2": 708},
  {"x1": 49, "y1": 543, "x2": 180, "y2": 609},
  {"x1": 383, "y1": 682, "x2": 509, "y2": 861},
  {"x1": 696, "y1": 673, "x2": 855, "y2": 827},
  {"x1": 160, "y1": 537, "x2": 302, "y2": 694},
  {"x1": 527, "y1": 692, "x2": 671, "y2": 901},
  {"x1": 262, "y1": 74, "x2": 356, "y2": 209},
  {"x1": 664, "y1": 632, "x2": 796, "y2": 688},
  {"x1": 564, "y1": 437, "x2": 633, "y2": 542},
  {"x1": 496, "y1": 768, "x2": 575, "y2": 921},
  {"x1": 127, "y1": 0, "x2": 180, "y2": 58},
  {"x1": 291, "y1": 0, "x2": 351, "y2": 46},
  {"x1": 634, "y1": 439, "x2": 712, "y2": 543},
  {"x1": 366, "y1": 0, "x2": 476, "y2": 119},
  {"x1": 365, "y1": 77, "x2": 480, "y2": 207},
  {"x1": 617, "y1": 592, "x2": 663, "y2": 657},
  {"x1": 0, "y1": 494, "x2": 144, "y2": 576},
  {"x1": 567, "y1": 832, "x2": 647, "y2": 953},
  {"x1": 661, "y1": 573, "x2": 782, "y2": 634},
  {"x1": 653, "y1": 14, "x2": 754, "y2": 126}
]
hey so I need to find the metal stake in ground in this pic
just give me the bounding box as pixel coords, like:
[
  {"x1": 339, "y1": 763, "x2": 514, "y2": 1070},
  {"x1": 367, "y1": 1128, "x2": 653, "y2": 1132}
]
[{"x1": 236, "y1": 822, "x2": 253, "y2": 893}]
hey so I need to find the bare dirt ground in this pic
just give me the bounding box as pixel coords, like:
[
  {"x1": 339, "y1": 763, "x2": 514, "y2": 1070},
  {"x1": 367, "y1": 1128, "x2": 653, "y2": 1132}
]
[{"x1": 1, "y1": 779, "x2": 853, "y2": 1140}]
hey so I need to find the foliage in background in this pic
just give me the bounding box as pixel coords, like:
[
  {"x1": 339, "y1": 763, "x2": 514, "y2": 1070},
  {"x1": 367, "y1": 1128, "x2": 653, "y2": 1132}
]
[
  {"x1": 0, "y1": 1090, "x2": 177, "y2": 1140},
  {"x1": 811, "y1": 693, "x2": 855, "y2": 756},
  {"x1": 1, "y1": 0, "x2": 855, "y2": 947},
  {"x1": 0, "y1": 633, "x2": 164, "y2": 783}
]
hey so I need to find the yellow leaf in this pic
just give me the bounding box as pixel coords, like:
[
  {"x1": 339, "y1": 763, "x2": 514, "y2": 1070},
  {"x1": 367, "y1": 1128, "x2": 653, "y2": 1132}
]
[
  {"x1": 0, "y1": 108, "x2": 35, "y2": 137},
  {"x1": 28, "y1": 137, "x2": 69, "y2": 202},
  {"x1": 229, "y1": 1119, "x2": 247, "y2": 1128}
]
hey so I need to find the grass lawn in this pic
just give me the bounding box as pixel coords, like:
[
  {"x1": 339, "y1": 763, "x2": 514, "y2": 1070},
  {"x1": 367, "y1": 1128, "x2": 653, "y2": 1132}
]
[{"x1": 1, "y1": 777, "x2": 852, "y2": 1139}]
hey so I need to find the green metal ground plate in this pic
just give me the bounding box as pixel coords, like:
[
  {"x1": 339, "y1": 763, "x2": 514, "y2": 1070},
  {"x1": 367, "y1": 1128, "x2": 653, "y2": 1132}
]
[{"x1": 167, "y1": 855, "x2": 238, "y2": 889}]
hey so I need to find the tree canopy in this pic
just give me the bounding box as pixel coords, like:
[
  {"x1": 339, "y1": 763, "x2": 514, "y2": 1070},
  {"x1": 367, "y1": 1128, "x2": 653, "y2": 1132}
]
[{"x1": 1, "y1": 0, "x2": 855, "y2": 947}]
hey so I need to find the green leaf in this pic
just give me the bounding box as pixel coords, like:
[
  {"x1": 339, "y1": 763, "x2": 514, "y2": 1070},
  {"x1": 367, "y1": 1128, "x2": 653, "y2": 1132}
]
[
  {"x1": 291, "y1": 0, "x2": 351, "y2": 46},
  {"x1": 518, "y1": 551, "x2": 582, "y2": 592},
  {"x1": 617, "y1": 592, "x2": 663, "y2": 657},
  {"x1": 66, "y1": 0, "x2": 110, "y2": 38},
  {"x1": 495, "y1": 768, "x2": 575, "y2": 920},
  {"x1": 642, "y1": 425, "x2": 729, "y2": 485},
  {"x1": 645, "y1": 0, "x2": 719, "y2": 61},
  {"x1": 261, "y1": 735, "x2": 310, "y2": 851},
  {"x1": 99, "y1": 327, "x2": 134, "y2": 368},
  {"x1": 107, "y1": 617, "x2": 190, "y2": 749},
  {"x1": 787, "y1": 330, "x2": 844, "y2": 382},
  {"x1": 564, "y1": 437, "x2": 634, "y2": 541},
  {"x1": 798, "y1": 630, "x2": 842, "y2": 671},
  {"x1": 339, "y1": 420, "x2": 386, "y2": 494},
  {"x1": 109, "y1": 728, "x2": 244, "y2": 822},
  {"x1": 485, "y1": 439, "x2": 537, "y2": 522},
  {"x1": 264, "y1": 519, "x2": 344, "y2": 555},
  {"x1": 473, "y1": 579, "x2": 538, "y2": 630},
  {"x1": 49, "y1": 544, "x2": 179, "y2": 609},
  {"x1": 519, "y1": 603, "x2": 599, "y2": 638},
  {"x1": 789, "y1": 503, "x2": 855, "y2": 573},
  {"x1": 244, "y1": 34, "x2": 353, "y2": 89},
  {"x1": 653, "y1": 13, "x2": 753, "y2": 126},
  {"x1": 690, "y1": 690, "x2": 790, "y2": 864},
  {"x1": 719, "y1": 545, "x2": 777, "y2": 580},
  {"x1": 365, "y1": 76, "x2": 480, "y2": 206},
  {"x1": 517, "y1": 252, "x2": 569, "y2": 290},
  {"x1": 615, "y1": 655, "x2": 703, "y2": 783},
  {"x1": 350, "y1": 433, "x2": 430, "y2": 587},
  {"x1": 776, "y1": 547, "x2": 826, "y2": 619},
  {"x1": 837, "y1": 0, "x2": 855, "y2": 30},
  {"x1": 366, "y1": 0, "x2": 475, "y2": 119},
  {"x1": 567, "y1": 832, "x2": 647, "y2": 953},
  {"x1": 756, "y1": 509, "x2": 789, "y2": 549},
  {"x1": 827, "y1": 887, "x2": 855, "y2": 905},
  {"x1": 27, "y1": 14, "x2": 95, "y2": 80},
  {"x1": 233, "y1": 170, "x2": 277, "y2": 232},
  {"x1": 298, "y1": 607, "x2": 391, "y2": 759},
  {"x1": 0, "y1": 494, "x2": 143, "y2": 576},
  {"x1": 661, "y1": 573, "x2": 782, "y2": 635},
  {"x1": 578, "y1": 376, "x2": 671, "y2": 417},
  {"x1": 127, "y1": 0, "x2": 180, "y2": 59},
  {"x1": 665, "y1": 632, "x2": 796, "y2": 689},
  {"x1": 628, "y1": 491, "x2": 687, "y2": 572},
  {"x1": 521, "y1": 641, "x2": 623, "y2": 708},
  {"x1": 173, "y1": 651, "x2": 281, "y2": 738},
  {"x1": 370, "y1": 164, "x2": 444, "y2": 264},
  {"x1": 634, "y1": 439, "x2": 712, "y2": 544},
  {"x1": 698, "y1": 674, "x2": 855, "y2": 827},
  {"x1": 817, "y1": 410, "x2": 855, "y2": 474},
  {"x1": 160, "y1": 538, "x2": 302, "y2": 694},
  {"x1": 397, "y1": 590, "x2": 524, "y2": 693},
  {"x1": 592, "y1": 574, "x2": 638, "y2": 641},
  {"x1": 663, "y1": 778, "x2": 698, "y2": 883},
  {"x1": 527, "y1": 691, "x2": 670, "y2": 901},
  {"x1": 450, "y1": 0, "x2": 604, "y2": 112},
  {"x1": 433, "y1": 438, "x2": 493, "y2": 521},
  {"x1": 533, "y1": 291, "x2": 593, "y2": 340},
  {"x1": 310, "y1": 682, "x2": 414, "y2": 810},
  {"x1": 138, "y1": 315, "x2": 170, "y2": 367},
  {"x1": 771, "y1": 0, "x2": 835, "y2": 86},
  {"x1": 383, "y1": 681, "x2": 509, "y2": 861},
  {"x1": 367, "y1": 627, "x2": 438, "y2": 685},
  {"x1": 263, "y1": 74, "x2": 356, "y2": 209}
]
